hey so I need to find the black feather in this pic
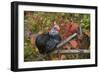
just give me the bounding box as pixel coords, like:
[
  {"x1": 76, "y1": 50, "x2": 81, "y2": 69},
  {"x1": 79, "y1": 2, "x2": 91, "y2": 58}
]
[{"x1": 35, "y1": 33, "x2": 61, "y2": 54}]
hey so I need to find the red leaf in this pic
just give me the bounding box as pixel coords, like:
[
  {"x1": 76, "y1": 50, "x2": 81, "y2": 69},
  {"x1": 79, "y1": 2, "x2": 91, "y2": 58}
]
[{"x1": 69, "y1": 40, "x2": 78, "y2": 48}]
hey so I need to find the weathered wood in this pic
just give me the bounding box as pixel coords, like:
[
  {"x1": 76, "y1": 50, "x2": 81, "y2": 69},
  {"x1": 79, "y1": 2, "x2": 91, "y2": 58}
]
[
  {"x1": 57, "y1": 33, "x2": 77, "y2": 48},
  {"x1": 34, "y1": 49, "x2": 90, "y2": 61},
  {"x1": 53, "y1": 49, "x2": 90, "y2": 53}
]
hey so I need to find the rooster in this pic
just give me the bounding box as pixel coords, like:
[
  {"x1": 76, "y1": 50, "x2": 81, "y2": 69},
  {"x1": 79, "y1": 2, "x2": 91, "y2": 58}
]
[{"x1": 35, "y1": 23, "x2": 61, "y2": 55}]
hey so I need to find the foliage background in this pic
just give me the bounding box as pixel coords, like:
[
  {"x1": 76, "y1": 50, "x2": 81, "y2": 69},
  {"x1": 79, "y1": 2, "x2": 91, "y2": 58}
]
[{"x1": 24, "y1": 11, "x2": 90, "y2": 61}]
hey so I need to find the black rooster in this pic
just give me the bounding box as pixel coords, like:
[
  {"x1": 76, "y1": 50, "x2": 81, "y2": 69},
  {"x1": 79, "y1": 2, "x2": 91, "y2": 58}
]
[{"x1": 35, "y1": 24, "x2": 61, "y2": 55}]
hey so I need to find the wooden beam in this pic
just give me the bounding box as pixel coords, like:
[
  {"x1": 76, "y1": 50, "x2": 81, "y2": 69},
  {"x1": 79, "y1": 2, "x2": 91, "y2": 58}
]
[
  {"x1": 57, "y1": 33, "x2": 77, "y2": 48},
  {"x1": 53, "y1": 49, "x2": 90, "y2": 53}
]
